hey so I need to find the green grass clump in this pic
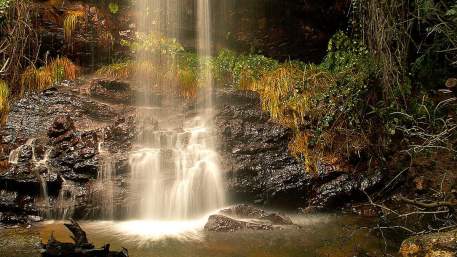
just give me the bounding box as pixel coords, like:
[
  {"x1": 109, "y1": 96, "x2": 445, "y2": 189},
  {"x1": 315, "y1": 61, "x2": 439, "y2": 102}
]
[{"x1": 0, "y1": 80, "x2": 9, "y2": 125}]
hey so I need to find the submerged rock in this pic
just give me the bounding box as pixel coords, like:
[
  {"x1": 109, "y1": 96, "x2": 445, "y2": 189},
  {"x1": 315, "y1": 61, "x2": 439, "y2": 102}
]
[
  {"x1": 219, "y1": 204, "x2": 293, "y2": 225},
  {"x1": 205, "y1": 204, "x2": 296, "y2": 232},
  {"x1": 204, "y1": 214, "x2": 273, "y2": 232},
  {"x1": 400, "y1": 229, "x2": 457, "y2": 257}
]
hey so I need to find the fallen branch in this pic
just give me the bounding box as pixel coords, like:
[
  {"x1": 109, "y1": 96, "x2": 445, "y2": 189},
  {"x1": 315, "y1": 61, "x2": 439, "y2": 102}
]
[
  {"x1": 41, "y1": 220, "x2": 128, "y2": 257},
  {"x1": 396, "y1": 195, "x2": 457, "y2": 209}
]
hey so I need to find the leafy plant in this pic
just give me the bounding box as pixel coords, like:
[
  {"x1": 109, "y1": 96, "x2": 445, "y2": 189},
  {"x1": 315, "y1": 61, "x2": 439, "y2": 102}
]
[{"x1": 212, "y1": 49, "x2": 279, "y2": 88}]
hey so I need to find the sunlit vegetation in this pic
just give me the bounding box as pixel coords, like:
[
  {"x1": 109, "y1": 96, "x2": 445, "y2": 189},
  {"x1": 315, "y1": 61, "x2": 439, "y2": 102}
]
[
  {"x1": 63, "y1": 10, "x2": 84, "y2": 42},
  {"x1": 20, "y1": 57, "x2": 78, "y2": 95},
  {"x1": 0, "y1": 80, "x2": 9, "y2": 124}
]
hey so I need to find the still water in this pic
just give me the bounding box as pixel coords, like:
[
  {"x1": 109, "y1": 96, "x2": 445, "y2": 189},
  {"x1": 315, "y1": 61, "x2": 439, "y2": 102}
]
[{"x1": 0, "y1": 213, "x2": 399, "y2": 257}]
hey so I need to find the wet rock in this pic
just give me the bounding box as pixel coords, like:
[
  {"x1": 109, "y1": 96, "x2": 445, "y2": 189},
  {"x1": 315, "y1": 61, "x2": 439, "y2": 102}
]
[
  {"x1": 90, "y1": 79, "x2": 135, "y2": 104},
  {"x1": 0, "y1": 191, "x2": 41, "y2": 224},
  {"x1": 215, "y1": 89, "x2": 308, "y2": 207},
  {"x1": 400, "y1": 229, "x2": 457, "y2": 257},
  {"x1": 214, "y1": 89, "x2": 385, "y2": 209},
  {"x1": 102, "y1": 115, "x2": 137, "y2": 153},
  {"x1": 219, "y1": 204, "x2": 293, "y2": 225},
  {"x1": 310, "y1": 170, "x2": 385, "y2": 208},
  {"x1": 2, "y1": 87, "x2": 117, "y2": 146},
  {"x1": 204, "y1": 214, "x2": 273, "y2": 232},
  {"x1": 0, "y1": 164, "x2": 61, "y2": 196},
  {"x1": 48, "y1": 116, "x2": 99, "y2": 182},
  {"x1": 47, "y1": 116, "x2": 76, "y2": 139}
]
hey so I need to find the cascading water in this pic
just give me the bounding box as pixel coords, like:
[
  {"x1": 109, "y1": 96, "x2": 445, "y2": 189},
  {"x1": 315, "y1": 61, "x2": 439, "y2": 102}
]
[
  {"x1": 128, "y1": 117, "x2": 224, "y2": 220},
  {"x1": 121, "y1": 0, "x2": 225, "y2": 230},
  {"x1": 8, "y1": 139, "x2": 52, "y2": 217}
]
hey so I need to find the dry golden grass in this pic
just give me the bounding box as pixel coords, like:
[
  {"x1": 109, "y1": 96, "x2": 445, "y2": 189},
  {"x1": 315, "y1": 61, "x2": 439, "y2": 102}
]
[
  {"x1": 96, "y1": 60, "x2": 200, "y2": 99},
  {"x1": 178, "y1": 68, "x2": 198, "y2": 98},
  {"x1": 64, "y1": 10, "x2": 84, "y2": 42},
  {"x1": 20, "y1": 57, "x2": 78, "y2": 95},
  {"x1": 247, "y1": 63, "x2": 342, "y2": 171},
  {"x1": 96, "y1": 61, "x2": 133, "y2": 80}
]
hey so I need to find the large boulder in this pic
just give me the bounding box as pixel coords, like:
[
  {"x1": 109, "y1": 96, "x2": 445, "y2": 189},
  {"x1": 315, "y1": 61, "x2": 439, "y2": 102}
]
[
  {"x1": 219, "y1": 204, "x2": 293, "y2": 225},
  {"x1": 204, "y1": 214, "x2": 273, "y2": 232},
  {"x1": 204, "y1": 204, "x2": 296, "y2": 232}
]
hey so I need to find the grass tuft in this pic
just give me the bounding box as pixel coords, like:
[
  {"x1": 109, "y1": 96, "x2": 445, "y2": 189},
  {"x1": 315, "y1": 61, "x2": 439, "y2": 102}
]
[{"x1": 20, "y1": 57, "x2": 78, "y2": 95}]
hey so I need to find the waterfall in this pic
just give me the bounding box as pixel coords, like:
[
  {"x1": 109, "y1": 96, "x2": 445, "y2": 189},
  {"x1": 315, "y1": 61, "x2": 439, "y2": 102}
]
[{"x1": 125, "y1": 0, "x2": 225, "y2": 222}]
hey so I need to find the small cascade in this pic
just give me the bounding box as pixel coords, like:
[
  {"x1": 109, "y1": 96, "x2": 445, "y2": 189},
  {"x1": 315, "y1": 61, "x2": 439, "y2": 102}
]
[
  {"x1": 8, "y1": 138, "x2": 35, "y2": 164},
  {"x1": 8, "y1": 139, "x2": 53, "y2": 217},
  {"x1": 53, "y1": 178, "x2": 78, "y2": 220},
  {"x1": 91, "y1": 134, "x2": 116, "y2": 219},
  {"x1": 8, "y1": 148, "x2": 19, "y2": 164},
  {"x1": 34, "y1": 148, "x2": 52, "y2": 218}
]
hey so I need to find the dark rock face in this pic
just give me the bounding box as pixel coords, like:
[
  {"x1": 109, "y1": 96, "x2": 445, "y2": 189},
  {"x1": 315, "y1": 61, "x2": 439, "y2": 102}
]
[
  {"x1": 0, "y1": 81, "x2": 385, "y2": 225},
  {"x1": 213, "y1": 0, "x2": 349, "y2": 61},
  {"x1": 214, "y1": 89, "x2": 385, "y2": 209},
  {"x1": 102, "y1": 115, "x2": 137, "y2": 153},
  {"x1": 0, "y1": 190, "x2": 41, "y2": 224},
  {"x1": 0, "y1": 85, "x2": 121, "y2": 224},
  {"x1": 215, "y1": 89, "x2": 309, "y2": 206},
  {"x1": 2, "y1": 87, "x2": 117, "y2": 145}
]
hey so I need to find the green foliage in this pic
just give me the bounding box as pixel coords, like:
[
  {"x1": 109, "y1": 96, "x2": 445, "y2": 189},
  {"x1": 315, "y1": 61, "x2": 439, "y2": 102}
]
[
  {"x1": 123, "y1": 32, "x2": 184, "y2": 57},
  {"x1": 212, "y1": 49, "x2": 279, "y2": 88},
  {"x1": 96, "y1": 60, "x2": 133, "y2": 80},
  {"x1": 0, "y1": 79, "x2": 9, "y2": 107},
  {"x1": 0, "y1": 0, "x2": 10, "y2": 16},
  {"x1": 108, "y1": 2, "x2": 119, "y2": 14},
  {"x1": 0, "y1": 0, "x2": 10, "y2": 21}
]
